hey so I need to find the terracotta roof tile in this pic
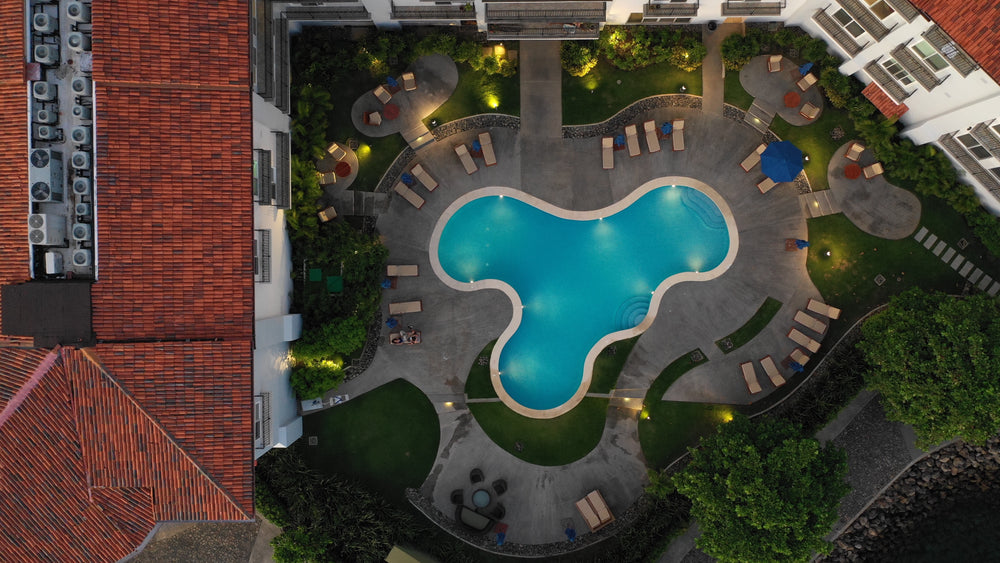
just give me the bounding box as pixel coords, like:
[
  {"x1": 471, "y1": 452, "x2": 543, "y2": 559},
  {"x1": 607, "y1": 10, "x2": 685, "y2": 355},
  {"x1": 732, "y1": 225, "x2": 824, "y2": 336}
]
[
  {"x1": 90, "y1": 87, "x2": 254, "y2": 341},
  {"x1": 909, "y1": 1, "x2": 1000, "y2": 84},
  {"x1": 862, "y1": 82, "x2": 910, "y2": 119}
]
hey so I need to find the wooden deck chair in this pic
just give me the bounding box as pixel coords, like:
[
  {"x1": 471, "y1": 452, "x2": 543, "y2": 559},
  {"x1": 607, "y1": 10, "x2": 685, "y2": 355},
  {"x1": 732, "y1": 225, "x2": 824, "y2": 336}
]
[
  {"x1": 455, "y1": 144, "x2": 478, "y2": 174},
  {"x1": 364, "y1": 111, "x2": 382, "y2": 126},
  {"x1": 768, "y1": 54, "x2": 783, "y2": 73},
  {"x1": 797, "y1": 73, "x2": 817, "y2": 91},
  {"x1": 411, "y1": 164, "x2": 438, "y2": 191},
  {"x1": 318, "y1": 171, "x2": 337, "y2": 186},
  {"x1": 787, "y1": 327, "x2": 821, "y2": 353},
  {"x1": 760, "y1": 356, "x2": 786, "y2": 387},
  {"x1": 799, "y1": 102, "x2": 820, "y2": 120},
  {"x1": 625, "y1": 124, "x2": 641, "y2": 157},
  {"x1": 740, "y1": 143, "x2": 767, "y2": 172},
  {"x1": 327, "y1": 143, "x2": 347, "y2": 160},
  {"x1": 757, "y1": 177, "x2": 778, "y2": 193},
  {"x1": 386, "y1": 265, "x2": 419, "y2": 277},
  {"x1": 863, "y1": 162, "x2": 884, "y2": 179},
  {"x1": 402, "y1": 71, "x2": 416, "y2": 91},
  {"x1": 602, "y1": 137, "x2": 614, "y2": 170},
  {"x1": 373, "y1": 84, "x2": 392, "y2": 103},
  {"x1": 393, "y1": 181, "x2": 425, "y2": 209},
  {"x1": 479, "y1": 132, "x2": 497, "y2": 166},
  {"x1": 789, "y1": 348, "x2": 811, "y2": 367},
  {"x1": 672, "y1": 119, "x2": 685, "y2": 151},
  {"x1": 794, "y1": 310, "x2": 827, "y2": 335},
  {"x1": 388, "y1": 300, "x2": 422, "y2": 315},
  {"x1": 806, "y1": 298, "x2": 841, "y2": 319},
  {"x1": 844, "y1": 141, "x2": 865, "y2": 161},
  {"x1": 643, "y1": 120, "x2": 661, "y2": 153},
  {"x1": 741, "y1": 361, "x2": 762, "y2": 394},
  {"x1": 317, "y1": 206, "x2": 337, "y2": 222}
]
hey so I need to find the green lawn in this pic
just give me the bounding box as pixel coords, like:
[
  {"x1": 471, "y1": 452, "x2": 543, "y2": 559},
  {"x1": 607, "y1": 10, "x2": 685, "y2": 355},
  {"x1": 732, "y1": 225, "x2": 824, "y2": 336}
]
[
  {"x1": 468, "y1": 398, "x2": 609, "y2": 466},
  {"x1": 589, "y1": 336, "x2": 639, "y2": 393},
  {"x1": 715, "y1": 297, "x2": 783, "y2": 353},
  {"x1": 298, "y1": 379, "x2": 440, "y2": 504},
  {"x1": 563, "y1": 59, "x2": 703, "y2": 125},
  {"x1": 465, "y1": 340, "x2": 498, "y2": 399},
  {"x1": 769, "y1": 107, "x2": 858, "y2": 192},
  {"x1": 424, "y1": 65, "x2": 520, "y2": 127},
  {"x1": 723, "y1": 69, "x2": 755, "y2": 111}
]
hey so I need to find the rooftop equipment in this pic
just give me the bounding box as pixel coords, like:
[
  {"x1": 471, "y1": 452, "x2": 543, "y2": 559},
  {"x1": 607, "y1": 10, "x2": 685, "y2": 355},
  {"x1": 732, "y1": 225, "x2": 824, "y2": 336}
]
[
  {"x1": 32, "y1": 13, "x2": 57, "y2": 34},
  {"x1": 34, "y1": 44, "x2": 60, "y2": 66},
  {"x1": 33, "y1": 82, "x2": 57, "y2": 101},
  {"x1": 67, "y1": 32, "x2": 91, "y2": 52},
  {"x1": 67, "y1": 2, "x2": 91, "y2": 23},
  {"x1": 71, "y1": 77, "x2": 91, "y2": 97}
]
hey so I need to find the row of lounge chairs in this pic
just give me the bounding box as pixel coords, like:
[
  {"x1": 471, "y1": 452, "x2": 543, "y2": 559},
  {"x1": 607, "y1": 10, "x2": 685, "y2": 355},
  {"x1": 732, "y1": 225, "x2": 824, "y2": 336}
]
[
  {"x1": 455, "y1": 132, "x2": 497, "y2": 175},
  {"x1": 602, "y1": 119, "x2": 684, "y2": 170},
  {"x1": 393, "y1": 163, "x2": 439, "y2": 210}
]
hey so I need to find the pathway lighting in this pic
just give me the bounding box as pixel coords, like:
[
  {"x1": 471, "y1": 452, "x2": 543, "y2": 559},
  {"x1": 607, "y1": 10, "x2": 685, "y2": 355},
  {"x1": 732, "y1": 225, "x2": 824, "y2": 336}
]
[{"x1": 679, "y1": 84, "x2": 688, "y2": 93}]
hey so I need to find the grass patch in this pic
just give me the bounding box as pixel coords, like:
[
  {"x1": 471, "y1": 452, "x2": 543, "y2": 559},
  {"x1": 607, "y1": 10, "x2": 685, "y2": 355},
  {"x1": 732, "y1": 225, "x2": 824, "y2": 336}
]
[
  {"x1": 723, "y1": 69, "x2": 755, "y2": 111},
  {"x1": 424, "y1": 65, "x2": 520, "y2": 127},
  {"x1": 563, "y1": 59, "x2": 703, "y2": 125},
  {"x1": 589, "y1": 335, "x2": 640, "y2": 393},
  {"x1": 769, "y1": 107, "x2": 857, "y2": 192},
  {"x1": 469, "y1": 398, "x2": 609, "y2": 466},
  {"x1": 714, "y1": 297, "x2": 783, "y2": 353},
  {"x1": 465, "y1": 340, "x2": 498, "y2": 399},
  {"x1": 298, "y1": 379, "x2": 439, "y2": 504}
]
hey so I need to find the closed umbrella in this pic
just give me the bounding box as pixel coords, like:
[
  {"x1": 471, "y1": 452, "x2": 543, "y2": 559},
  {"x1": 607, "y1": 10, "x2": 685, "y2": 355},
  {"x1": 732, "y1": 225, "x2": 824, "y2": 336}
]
[{"x1": 761, "y1": 141, "x2": 804, "y2": 182}]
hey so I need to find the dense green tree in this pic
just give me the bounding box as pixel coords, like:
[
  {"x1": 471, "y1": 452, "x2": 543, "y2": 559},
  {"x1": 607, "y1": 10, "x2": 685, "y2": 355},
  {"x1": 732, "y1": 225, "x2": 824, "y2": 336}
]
[
  {"x1": 561, "y1": 41, "x2": 599, "y2": 77},
  {"x1": 859, "y1": 288, "x2": 1000, "y2": 448},
  {"x1": 673, "y1": 414, "x2": 849, "y2": 563},
  {"x1": 720, "y1": 33, "x2": 760, "y2": 71}
]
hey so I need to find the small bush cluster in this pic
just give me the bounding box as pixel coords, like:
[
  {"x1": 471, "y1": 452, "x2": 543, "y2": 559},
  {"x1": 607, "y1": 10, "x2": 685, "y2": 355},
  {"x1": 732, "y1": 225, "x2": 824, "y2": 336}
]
[
  {"x1": 560, "y1": 41, "x2": 599, "y2": 77},
  {"x1": 414, "y1": 33, "x2": 518, "y2": 77},
  {"x1": 599, "y1": 26, "x2": 706, "y2": 73}
]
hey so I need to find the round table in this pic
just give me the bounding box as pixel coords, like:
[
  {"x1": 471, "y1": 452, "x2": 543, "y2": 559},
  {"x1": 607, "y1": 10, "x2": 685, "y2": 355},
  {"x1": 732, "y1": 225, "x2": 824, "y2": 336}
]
[
  {"x1": 472, "y1": 489, "x2": 491, "y2": 508},
  {"x1": 383, "y1": 103, "x2": 400, "y2": 120},
  {"x1": 335, "y1": 161, "x2": 352, "y2": 177},
  {"x1": 784, "y1": 91, "x2": 801, "y2": 108},
  {"x1": 844, "y1": 163, "x2": 862, "y2": 179}
]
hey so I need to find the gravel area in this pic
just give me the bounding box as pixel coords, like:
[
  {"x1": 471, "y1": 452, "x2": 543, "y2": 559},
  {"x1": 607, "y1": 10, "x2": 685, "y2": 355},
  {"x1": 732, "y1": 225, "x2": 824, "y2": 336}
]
[{"x1": 130, "y1": 521, "x2": 260, "y2": 563}]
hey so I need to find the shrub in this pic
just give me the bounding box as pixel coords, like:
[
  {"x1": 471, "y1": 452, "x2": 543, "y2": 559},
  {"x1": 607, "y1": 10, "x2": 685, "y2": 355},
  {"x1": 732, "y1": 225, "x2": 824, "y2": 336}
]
[
  {"x1": 290, "y1": 363, "x2": 346, "y2": 399},
  {"x1": 669, "y1": 38, "x2": 707, "y2": 72},
  {"x1": 720, "y1": 33, "x2": 760, "y2": 71},
  {"x1": 561, "y1": 41, "x2": 599, "y2": 77},
  {"x1": 820, "y1": 67, "x2": 860, "y2": 109},
  {"x1": 294, "y1": 316, "x2": 368, "y2": 361},
  {"x1": 599, "y1": 26, "x2": 704, "y2": 72}
]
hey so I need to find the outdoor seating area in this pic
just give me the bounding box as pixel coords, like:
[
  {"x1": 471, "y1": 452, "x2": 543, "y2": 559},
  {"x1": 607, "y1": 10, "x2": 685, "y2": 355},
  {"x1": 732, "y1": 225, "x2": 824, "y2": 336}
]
[
  {"x1": 394, "y1": 181, "x2": 425, "y2": 209},
  {"x1": 787, "y1": 327, "x2": 821, "y2": 353},
  {"x1": 602, "y1": 137, "x2": 614, "y2": 170},
  {"x1": 625, "y1": 124, "x2": 641, "y2": 157},
  {"x1": 807, "y1": 298, "x2": 841, "y2": 319},
  {"x1": 374, "y1": 84, "x2": 392, "y2": 104},
  {"x1": 672, "y1": 119, "x2": 685, "y2": 151},
  {"x1": 455, "y1": 144, "x2": 479, "y2": 174},
  {"x1": 768, "y1": 54, "x2": 783, "y2": 73},
  {"x1": 740, "y1": 143, "x2": 767, "y2": 172},
  {"x1": 844, "y1": 141, "x2": 865, "y2": 161},
  {"x1": 799, "y1": 102, "x2": 820, "y2": 120},
  {"x1": 863, "y1": 162, "x2": 884, "y2": 179},
  {"x1": 575, "y1": 490, "x2": 615, "y2": 533},
  {"x1": 740, "y1": 361, "x2": 762, "y2": 394},
  {"x1": 794, "y1": 310, "x2": 827, "y2": 334},
  {"x1": 797, "y1": 73, "x2": 817, "y2": 91},
  {"x1": 402, "y1": 71, "x2": 416, "y2": 91},
  {"x1": 479, "y1": 132, "x2": 497, "y2": 166},
  {"x1": 453, "y1": 468, "x2": 508, "y2": 533},
  {"x1": 411, "y1": 163, "x2": 438, "y2": 191},
  {"x1": 760, "y1": 355, "x2": 786, "y2": 387}
]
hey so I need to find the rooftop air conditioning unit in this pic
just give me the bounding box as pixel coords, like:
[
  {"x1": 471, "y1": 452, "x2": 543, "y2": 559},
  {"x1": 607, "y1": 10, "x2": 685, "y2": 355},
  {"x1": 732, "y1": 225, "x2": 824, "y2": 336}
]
[
  {"x1": 72, "y1": 105, "x2": 91, "y2": 120},
  {"x1": 71, "y1": 77, "x2": 91, "y2": 97},
  {"x1": 33, "y1": 81, "x2": 57, "y2": 101},
  {"x1": 72, "y1": 249, "x2": 93, "y2": 267},
  {"x1": 72, "y1": 223, "x2": 92, "y2": 241},
  {"x1": 31, "y1": 181, "x2": 63, "y2": 203},
  {"x1": 45, "y1": 251, "x2": 63, "y2": 275},
  {"x1": 33, "y1": 13, "x2": 57, "y2": 34},
  {"x1": 34, "y1": 44, "x2": 60, "y2": 66},
  {"x1": 68, "y1": 32, "x2": 91, "y2": 52},
  {"x1": 67, "y1": 2, "x2": 92, "y2": 23},
  {"x1": 28, "y1": 213, "x2": 66, "y2": 246},
  {"x1": 71, "y1": 151, "x2": 91, "y2": 170},
  {"x1": 75, "y1": 202, "x2": 91, "y2": 217},
  {"x1": 29, "y1": 148, "x2": 63, "y2": 191},
  {"x1": 36, "y1": 125, "x2": 60, "y2": 141},
  {"x1": 72, "y1": 177, "x2": 91, "y2": 196},
  {"x1": 35, "y1": 109, "x2": 58, "y2": 124},
  {"x1": 71, "y1": 125, "x2": 91, "y2": 145}
]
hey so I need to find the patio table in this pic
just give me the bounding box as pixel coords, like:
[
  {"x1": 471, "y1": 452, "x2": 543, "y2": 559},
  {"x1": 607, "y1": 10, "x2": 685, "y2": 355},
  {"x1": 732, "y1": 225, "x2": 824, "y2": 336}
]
[
  {"x1": 784, "y1": 91, "x2": 801, "y2": 108},
  {"x1": 383, "y1": 103, "x2": 400, "y2": 120},
  {"x1": 844, "y1": 163, "x2": 862, "y2": 179},
  {"x1": 473, "y1": 489, "x2": 491, "y2": 508},
  {"x1": 335, "y1": 161, "x2": 352, "y2": 177}
]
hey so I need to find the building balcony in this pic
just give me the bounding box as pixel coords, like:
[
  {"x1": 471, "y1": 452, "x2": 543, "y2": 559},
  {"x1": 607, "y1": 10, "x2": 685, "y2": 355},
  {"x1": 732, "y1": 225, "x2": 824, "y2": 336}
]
[
  {"x1": 644, "y1": 1, "x2": 699, "y2": 17},
  {"x1": 721, "y1": 1, "x2": 785, "y2": 16},
  {"x1": 812, "y1": 9, "x2": 864, "y2": 56},
  {"x1": 282, "y1": 6, "x2": 372, "y2": 21},
  {"x1": 864, "y1": 60, "x2": 911, "y2": 103},
  {"x1": 485, "y1": 2, "x2": 606, "y2": 23},
  {"x1": 836, "y1": 0, "x2": 890, "y2": 41},
  {"x1": 890, "y1": 44, "x2": 941, "y2": 91},
  {"x1": 392, "y1": 4, "x2": 475, "y2": 20},
  {"x1": 939, "y1": 134, "x2": 1000, "y2": 194},
  {"x1": 487, "y1": 22, "x2": 600, "y2": 39},
  {"x1": 971, "y1": 123, "x2": 1000, "y2": 162}
]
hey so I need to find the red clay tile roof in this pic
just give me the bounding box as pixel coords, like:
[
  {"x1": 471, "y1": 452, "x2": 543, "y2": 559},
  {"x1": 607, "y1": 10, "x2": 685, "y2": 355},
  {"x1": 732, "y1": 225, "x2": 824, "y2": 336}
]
[
  {"x1": 862, "y1": 82, "x2": 910, "y2": 119},
  {"x1": 90, "y1": 86, "x2": 253, "y2": 342},
  {"x1": 909, "y1": 0, "x2": 1000, "y2": 84},
  {"x1": 0, "y1": 348, "x2": 249, "y2": 561}
]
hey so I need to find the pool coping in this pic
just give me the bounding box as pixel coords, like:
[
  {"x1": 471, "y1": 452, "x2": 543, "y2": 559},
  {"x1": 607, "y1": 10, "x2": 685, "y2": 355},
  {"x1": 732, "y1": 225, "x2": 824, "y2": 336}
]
[{"x1": 428, "y1": 176, "x2": 740, "y2": 419}]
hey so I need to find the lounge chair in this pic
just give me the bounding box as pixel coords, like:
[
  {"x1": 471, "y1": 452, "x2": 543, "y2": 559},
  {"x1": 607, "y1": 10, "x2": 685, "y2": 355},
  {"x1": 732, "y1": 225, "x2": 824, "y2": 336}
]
[
  {"x1": 411, "y1": 164, "x2": 438, "y2": 191},
  {"x1": 388, "y1": 300, "x2": 422, "y2": 315},
  {"x1": 799, "y1": 102, "x2": 820, "y2": 120},
  {"x1": 672, "y1": 119, "x2": 685, "y2": 151},
  {"x1": 740, "y1": 143, "x2": 767, "y2": 172},
  {"x1": 373, "y1": 84, "x2": 392, "y2": 103},
  {"x1": 741, "y1": 361, "x2": 762, "y2": 394},
  {"x1": 386, "y1": 265, "x2": 419, "y2": 277},
  {"x1": 625, "y1": 124, "x2": 641, "y2": 157},
  {"x1": 317, "y1": 206, "x2": 337, "y2": 222},
  {"x1": 327, "y1": 143, "x2": 347, "y2": 160},
  {"x1": 863, "y1": 162, "x2": 884, "y2": 179},
  {"x1": 760, "y1": 355, "x2": 786, "y2": 387},
  {"x1": 797, "y1": 73, "x2": 818, "y2": 91},
  {"x1": 456, "y1": 505, "x2": 493, "y2": 533},
  {"x1": 794, "y1": 310, "x2": 827, "y2": 335},
  {"x1": 393, "y1": 181, "x2": 425, "y2": 209},
  {"x1": 576, "y1": 490, "x2": 615, "y2": 532},
  {"x1": 602, "y1": 137, "x2": 614, "y2": 170},
  {"x1": 479, "y1": 132, "x2": 497, "y2": 166},
  {"x1": 643, "y1": 120, "x2": 661, "y2": 153},
  {"x1": 806, "y1": 298, "x2": 841, "y2": 319},
  {"x1": 364, "y1": 111, "x2": 382, "y2": 126},
  {"x1": 844, "y1": 141, "x2": 865, "y2": 161},
  {"x1": 757, "y1": 177, "x2": 778, "y2": 194},
  {"x1": 768, "y1": 54, "x2": 783, "y2": 73},
  {"x1": 788, "y1": 348, "x2": 811, "y2": 367},
  {"x1": 318, "y1": 171, "x2": 337, "y2": 186},
  {"x1": 455, "y1": 144, "x2": 478, "y2": 174},
  {"x1": 451, "y1": 489, "x2": 464, "y2": 505},
  {"x1": 470, "y1": 467, "x2": 484, "y2": 484},
  {"x1": 492, "y1": 479, "x2": 507, "y2": 496},
  {"x1": 491, "y1": 503, "x2": 505, "y2": 520},
  {"x1": 787, "y1": 327, "x2": 821, "y2": 353},
  {"x1": 402, "y1": 71, "x2": 416, "y2": 91}
]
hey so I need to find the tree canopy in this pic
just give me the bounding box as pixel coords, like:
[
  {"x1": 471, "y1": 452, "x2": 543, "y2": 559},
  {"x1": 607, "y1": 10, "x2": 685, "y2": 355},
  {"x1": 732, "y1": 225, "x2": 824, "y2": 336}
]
[
  {"x1": 859, "y1": 288, "x2": 1000, "y2": 448},
  {"x1": 672, "y1": 414, "x2": 849, "y2": 563}
]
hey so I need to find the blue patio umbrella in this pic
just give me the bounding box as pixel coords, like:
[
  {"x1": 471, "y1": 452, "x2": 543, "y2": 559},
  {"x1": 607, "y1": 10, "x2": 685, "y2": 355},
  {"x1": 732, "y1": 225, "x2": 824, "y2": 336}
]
[
  {"x1": 790, "y1": 361, "x2": 805, "y2": 373},
  {"x1": 796, "y1": 239, "x2": 810, "y2": 249},
  {"x1": 799, "y1": 62, "x2": 814, "y2": 76},
  {"x1": 401, "y1": 172, "x2": 415, "y2": 185},
  {"x1": 386, "y1": 76, "x2": 399, "y2": 88},
  {"x1": 660, "y1": 122, "x2": 673, "y2": 135},
  {"x1": 386, "y1": 317, "x2": 399, "y2": 329},
  {"x1": 761, "y1": 140, "x2": 804, "y2": 182},
  {"x1": 472, "y1": 140, "x2": 482, "y2": 152}
]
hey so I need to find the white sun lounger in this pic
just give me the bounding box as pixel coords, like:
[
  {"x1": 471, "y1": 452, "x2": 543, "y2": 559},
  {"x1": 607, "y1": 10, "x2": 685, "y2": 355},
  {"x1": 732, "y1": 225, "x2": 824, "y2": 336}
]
[
  {"x1": 787, "y1": 327, "x2": 821, "y2": 353},
  {"x1": 402, "y1": 71, "x2": 416, "y2": 91},
  {"x1": 768, "y1": 54, "x2": 783, "y2": 73},
  {"x1": 864, "y1": 162, "x2": 884, "y2": 179},
  {"x1": 643, "y1": 120, "x2": 661, "y2": 153},
  {"x1": 799, "y1": 102, "x2": 820, "y2": 120},
  {"x1": 794, "y1": 310, "x2": 827, "y2": 335},
  {"x1": 393, "y1": 181, "x2": 425, "y2": 209},
  {"x1": 625, "y1": 124, "x2": 641, "y2": 157},
  {"x1": 389, "y1": 300, "x2": 422, "y2": 315},
  {"x1": 741, "y1": 361, "x2": 762, "y2": 394},
  {"x1": 411, "y1": 164, "x2": 438, "y2": 191},
  {"x1": 602, "y1": 137, "x2": 614, "y2": 170},
  {"x1": 845, "y1": 141, "x2": 865, "y2": 161},
  {"x1": 327, "y1": 143, "x2": 347, "y2": 160},
  {"x1": 788, "y1": 348, "x2": 810, "y2": 367},
  {"x1": 455, "y1": 144, "x2": 478, "y2": 174},
  {"x1": 386, "y1": 265, "x2": 419, "y2": 277},
  {"x1": 760, "y1": 355, "x2": 786, "y2": 387},
  {"x1": 797, "y1": 73, "x2": 817, "y2": 91},
  {"x1": 740, "y1": 143, "x2": 767, "y2": 172},
  {"x1": 672, "y1": 119, "x2": 685, "y2": 151},
  {"x1": 806, "y1": 298, "x2": 841, "y2": 320},
  {"x1": 576, "y1": 490, "x2": 615, "y2": 532},
  {"x1": 757, "y1": 177, "x2": 778, "y2": 193},
  {"x1": 374, "y1": 84, "x2": 392, "y2": 103},
  {"x1": 479, "y1": 132, "x2": 497, "y2": 166}
]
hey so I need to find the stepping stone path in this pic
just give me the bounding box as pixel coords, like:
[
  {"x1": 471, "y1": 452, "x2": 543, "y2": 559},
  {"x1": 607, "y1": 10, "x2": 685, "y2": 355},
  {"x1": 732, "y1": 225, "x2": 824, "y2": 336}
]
[{"x1": 913, "y1": 226, "x2": 1000, "y2": 296}]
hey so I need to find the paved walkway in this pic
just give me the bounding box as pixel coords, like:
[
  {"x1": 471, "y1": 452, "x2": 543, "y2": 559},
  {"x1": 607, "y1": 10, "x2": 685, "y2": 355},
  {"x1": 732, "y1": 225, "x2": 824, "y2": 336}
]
[{"x1": 700, "y1": 23, "x2": 743, "y2": 116}]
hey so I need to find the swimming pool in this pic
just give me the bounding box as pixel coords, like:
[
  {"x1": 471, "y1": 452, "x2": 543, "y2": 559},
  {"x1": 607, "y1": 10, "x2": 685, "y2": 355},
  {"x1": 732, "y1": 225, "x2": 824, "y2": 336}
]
[{"x1": 430, "y1": 177, "x2": 738, "y2": 418}]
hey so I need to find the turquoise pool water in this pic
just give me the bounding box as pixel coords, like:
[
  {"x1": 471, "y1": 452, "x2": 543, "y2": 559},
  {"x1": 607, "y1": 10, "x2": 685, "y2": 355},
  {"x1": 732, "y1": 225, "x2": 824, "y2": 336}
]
[{"x1": 436, "y1": 185, "x2": 731, "y2": 412}]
